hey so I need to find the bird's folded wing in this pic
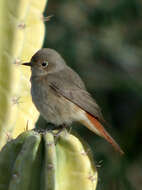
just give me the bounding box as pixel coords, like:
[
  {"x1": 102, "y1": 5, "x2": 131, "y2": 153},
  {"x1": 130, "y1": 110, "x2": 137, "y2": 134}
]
[
  {"x1": 48, "y1": 77, "x2": 104, "y2": 123},
  {"x1": 48, "y1": 75, "x2": 124, "y2": 155}
]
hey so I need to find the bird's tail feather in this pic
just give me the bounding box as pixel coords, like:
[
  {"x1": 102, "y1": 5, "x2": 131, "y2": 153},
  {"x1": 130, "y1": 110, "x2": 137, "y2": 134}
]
[{"x1": 80, "y1": 112, "x2": 124, "y2": 155}]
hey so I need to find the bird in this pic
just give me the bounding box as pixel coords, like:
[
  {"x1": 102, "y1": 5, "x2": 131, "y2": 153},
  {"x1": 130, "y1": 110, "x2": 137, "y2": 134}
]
[{"x1": 22, "y1": 48, "x2": 124, "y2": 154}]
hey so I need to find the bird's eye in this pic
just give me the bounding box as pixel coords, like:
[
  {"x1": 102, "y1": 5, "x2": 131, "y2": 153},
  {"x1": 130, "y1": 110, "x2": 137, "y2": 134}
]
[{"x1": 41, "y1": 61, "x2": 48, "y2": 68}]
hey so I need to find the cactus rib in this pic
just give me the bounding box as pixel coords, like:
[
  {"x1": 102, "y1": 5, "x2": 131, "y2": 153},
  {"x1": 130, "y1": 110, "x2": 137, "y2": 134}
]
[{"x1": 8, "y1": 131, "x2": 41, "y2": 190}]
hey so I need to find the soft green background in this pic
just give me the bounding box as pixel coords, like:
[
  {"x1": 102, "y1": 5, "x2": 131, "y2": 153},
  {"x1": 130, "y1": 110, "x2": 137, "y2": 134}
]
[{"x1": 42, "y1": 0, "x2": 142, "y2": 190}]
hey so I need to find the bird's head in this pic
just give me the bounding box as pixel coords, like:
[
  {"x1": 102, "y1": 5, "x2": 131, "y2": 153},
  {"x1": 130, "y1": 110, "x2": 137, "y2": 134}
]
[{"x1": 22, "y1": 48, "x2": 66, "y2": 76}]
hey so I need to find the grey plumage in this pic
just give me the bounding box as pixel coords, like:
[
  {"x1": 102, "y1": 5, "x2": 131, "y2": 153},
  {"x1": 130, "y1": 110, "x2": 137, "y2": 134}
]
[
  {"x1": 30, "y1": 48, "x2": 104, "y2": 125},
  {"x1": 22, "y1": 48, "x2": 124, "y2": 154}
]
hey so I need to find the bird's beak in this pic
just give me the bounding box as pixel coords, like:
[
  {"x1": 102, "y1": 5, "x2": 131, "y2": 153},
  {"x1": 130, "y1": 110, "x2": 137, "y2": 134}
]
[{"x1": 22, "y1": 62, "x2": 31, "y2": 66}]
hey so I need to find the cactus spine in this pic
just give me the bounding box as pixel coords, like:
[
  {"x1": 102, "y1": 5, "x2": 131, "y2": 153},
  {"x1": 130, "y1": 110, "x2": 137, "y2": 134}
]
[
  {"x1": 0, "y1": 130, "x2": 98, "y2": 190},
  {"x1": 0, "y1": 0, "x2": 47, "y2": 149}
]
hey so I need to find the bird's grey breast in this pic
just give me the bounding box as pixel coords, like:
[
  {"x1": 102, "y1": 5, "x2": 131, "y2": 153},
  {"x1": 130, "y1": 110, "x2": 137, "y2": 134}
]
[
  {"x1": 31, "y1": 76, "x2": 51, "y2": 118},
  {"x1": 30, "y1": 76, "x2": 76, "y2": 125}
]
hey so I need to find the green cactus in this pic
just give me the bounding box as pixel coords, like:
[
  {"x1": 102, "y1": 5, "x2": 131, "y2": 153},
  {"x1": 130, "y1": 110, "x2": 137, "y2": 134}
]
[
  {"x1": 0, "y1": 0, "x2": 47, "y2": 149},
  {"x1": 0, "y1": 130, "x2": 98, "y2": 190}
]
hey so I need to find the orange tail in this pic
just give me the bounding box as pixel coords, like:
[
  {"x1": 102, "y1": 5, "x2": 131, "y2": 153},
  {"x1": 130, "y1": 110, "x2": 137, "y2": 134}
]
[{"x1": 82, "y1": 113, "x2": 124, "y2": 155}]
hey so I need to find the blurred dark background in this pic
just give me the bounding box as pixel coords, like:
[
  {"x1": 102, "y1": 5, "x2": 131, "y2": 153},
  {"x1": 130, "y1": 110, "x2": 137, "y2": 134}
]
[{"x1": 42, "y1": 0, "x2": 142, "y2": 189}]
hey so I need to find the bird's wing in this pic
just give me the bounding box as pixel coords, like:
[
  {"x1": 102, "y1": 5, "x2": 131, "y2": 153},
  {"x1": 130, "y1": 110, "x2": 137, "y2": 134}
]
[
  {"x1": 47, "y1": 73, "x2": 104, "y2": 123},
  {"x1": 47, "y1": 73, "x2": 124, "y2": 155}
]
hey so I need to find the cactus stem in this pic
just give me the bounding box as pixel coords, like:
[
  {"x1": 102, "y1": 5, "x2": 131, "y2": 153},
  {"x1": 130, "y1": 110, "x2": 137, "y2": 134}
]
[{"x1": 0, "y1": 130, "x2": 98, "y2": 189}]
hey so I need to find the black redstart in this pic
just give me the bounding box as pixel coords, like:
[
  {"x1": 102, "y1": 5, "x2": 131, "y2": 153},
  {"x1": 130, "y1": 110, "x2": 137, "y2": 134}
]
[{"x1": 22, "y1": 48, "x2": 124, "y2": 154}]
